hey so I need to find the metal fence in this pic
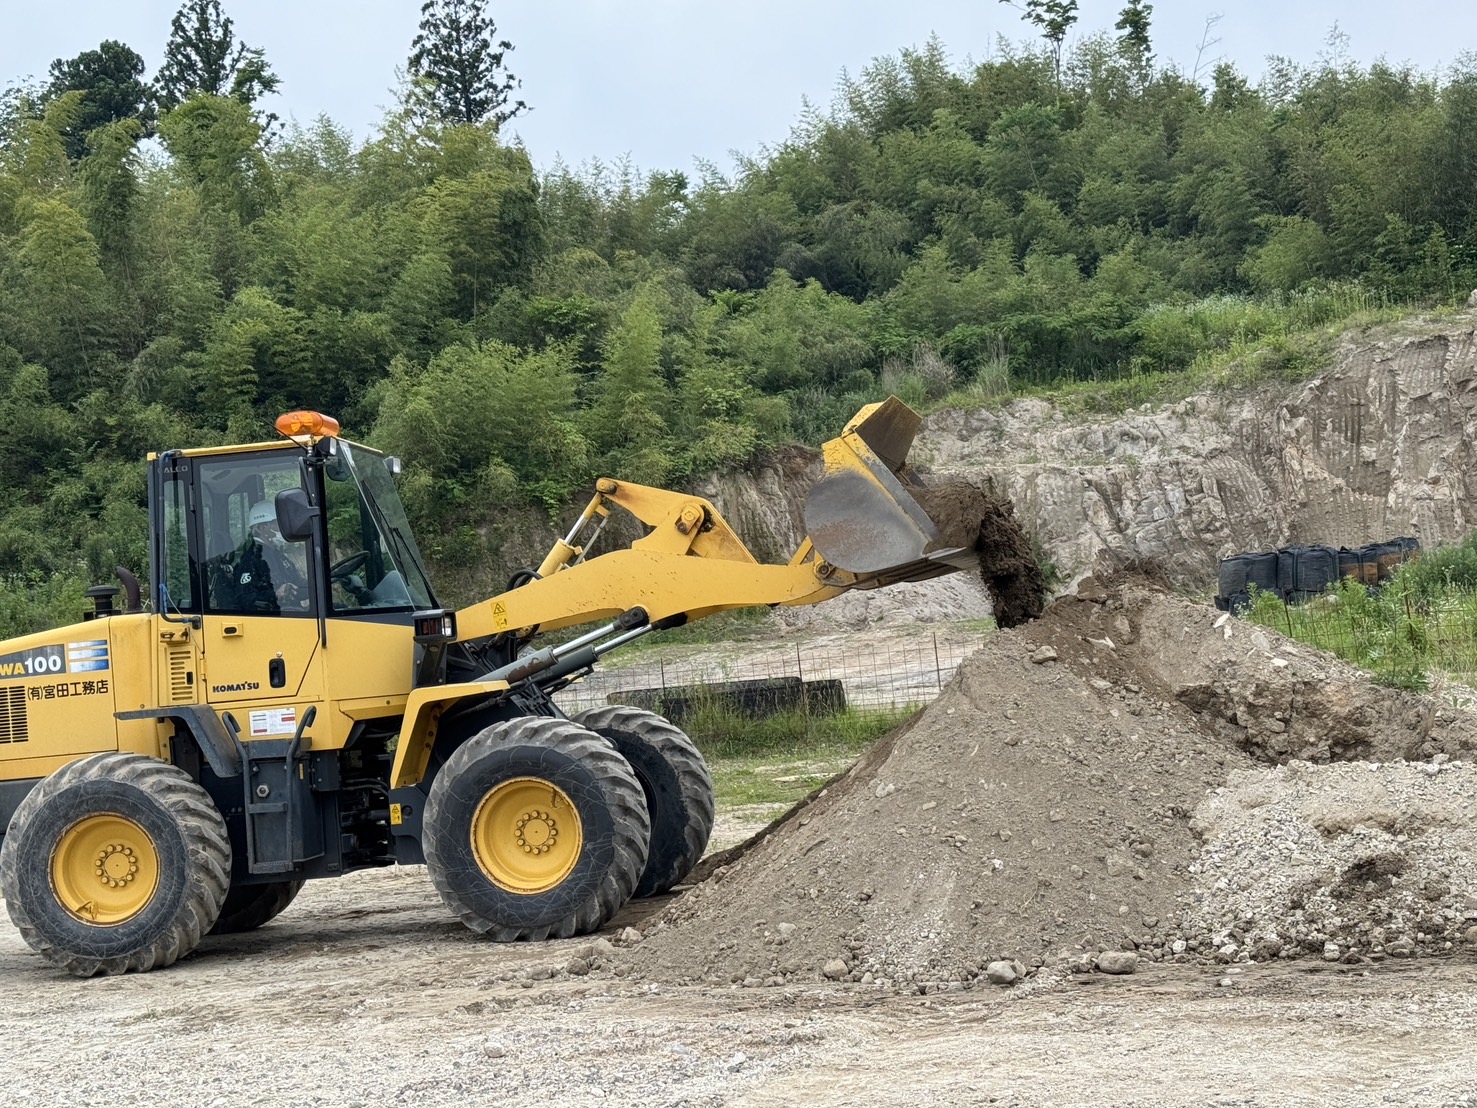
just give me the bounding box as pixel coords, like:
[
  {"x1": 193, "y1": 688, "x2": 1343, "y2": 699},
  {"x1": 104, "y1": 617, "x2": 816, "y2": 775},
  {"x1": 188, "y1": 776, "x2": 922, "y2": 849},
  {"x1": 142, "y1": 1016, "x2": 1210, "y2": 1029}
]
[{"x1": 555, "y1": 631, "x2": 977, "y2": 715}]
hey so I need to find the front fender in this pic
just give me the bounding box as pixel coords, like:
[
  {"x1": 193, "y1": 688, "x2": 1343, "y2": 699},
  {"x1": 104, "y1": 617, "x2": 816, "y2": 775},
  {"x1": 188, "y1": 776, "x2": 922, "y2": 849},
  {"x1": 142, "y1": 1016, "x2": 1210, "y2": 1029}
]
[{"x1": 389, "y1": 679, "x2": 512, "y2": 789}]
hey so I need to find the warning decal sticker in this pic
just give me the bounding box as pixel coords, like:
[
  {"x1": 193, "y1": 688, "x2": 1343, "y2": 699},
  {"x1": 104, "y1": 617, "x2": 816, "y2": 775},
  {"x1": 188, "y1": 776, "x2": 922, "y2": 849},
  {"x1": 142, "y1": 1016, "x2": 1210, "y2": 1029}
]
[{"x1": 248, "y1": 706, "x2": 299, "y2": 737}]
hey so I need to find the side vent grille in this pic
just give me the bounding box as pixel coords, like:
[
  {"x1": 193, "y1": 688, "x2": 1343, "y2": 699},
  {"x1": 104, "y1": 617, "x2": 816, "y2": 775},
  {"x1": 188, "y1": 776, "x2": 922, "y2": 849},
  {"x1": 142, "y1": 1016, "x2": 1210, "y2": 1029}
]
[
  {"x1": 0, "y1": 685, "x2": 28, "y2": 743},
  {"x1": 166, "y1": 646, "x2": 194, "y2": 703}
]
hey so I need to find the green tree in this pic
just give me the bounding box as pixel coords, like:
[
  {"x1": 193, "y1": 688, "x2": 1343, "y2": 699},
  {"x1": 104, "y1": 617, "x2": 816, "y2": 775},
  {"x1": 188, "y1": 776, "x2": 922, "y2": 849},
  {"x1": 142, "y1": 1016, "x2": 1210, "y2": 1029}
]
[
  {"x1": 157, "y1": 93, "x2": 271, "y2": 225},
  {"x1": 155, "y1": 0, "x2": 279, "y2": 116},
  {"x1": 79, "y1": 119, "x2": 143, "y2": 279},
  {"x1": 127, "y1": 181, "x2": 226, "y2": 354},
  {"x1": 253, "y1": 193, "x2": 381, "y2": 313},
  {"x1": 677, "y1": 183, "x2": 800, "y2": 293},
  {"x1": 669, "y1": 305, "x2": 764, "y2": 476},
  {"x1": 1238, "y1": 216, "x2": 1331, "y2": 292},
  {"x1": 409, "y1": 0, "x2": 528, "y2": 126},
  {"x1": 1000, "y1": 0, "x2": 1081, "y2": 89},
  {"x1": 0, "y1": 360, "x2": 78, "y2": 490},
  {"x1": 373, "y1": 342, "x2": 587, "y2": 516},
  {"x1": 43, "y1": 40, "x2": 155, "y2": 159},
  {"x1": 422, "y1": 150, "x2": 545, "y2": 318},
  {"x1": 1433, "y1": 58, "x2": 1477, "y2": 249},
  {"x1": 191, "y1": 286, "x2": 311, "y2": 421},
  {"x1": 0, "y1": 91, "x2": 77, "y2": 208},
  {"x1": 585, "y1": 291, "x2": 672, "y2": 484},
  {"x1": 1114, "y1": 1, "x2": 1153, "y2": 88},
  {"x1": 721, "y1": 272, "x2": 871, "y2": 393},
  {"x1": 2, "y1": 198, "x2": 112, "y2": 397}
]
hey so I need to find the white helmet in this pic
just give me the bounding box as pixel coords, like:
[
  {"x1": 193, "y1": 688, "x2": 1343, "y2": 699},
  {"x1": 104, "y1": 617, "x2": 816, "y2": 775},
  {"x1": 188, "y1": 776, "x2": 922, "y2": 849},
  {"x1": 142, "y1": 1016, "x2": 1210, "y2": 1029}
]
[{"x1": 248, "y1": 501, "x2": 276, "y2": 529}]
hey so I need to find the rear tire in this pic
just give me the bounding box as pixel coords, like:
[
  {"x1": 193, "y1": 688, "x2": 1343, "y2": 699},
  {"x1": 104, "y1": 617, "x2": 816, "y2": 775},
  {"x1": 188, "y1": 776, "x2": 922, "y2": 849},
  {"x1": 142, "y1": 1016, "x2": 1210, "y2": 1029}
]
[
  {"x1": 209, "y1": 879, "x2": 304, "y2": 934},
  {"x1": 423, "y1": 716, "x2": 650, "y2": 941},
  {"x1": 573, "y1": 706, "x2": 714, "y2": 897},
  {"x1": 0, "y1": 752, "x2": 231, "y2": 976}
]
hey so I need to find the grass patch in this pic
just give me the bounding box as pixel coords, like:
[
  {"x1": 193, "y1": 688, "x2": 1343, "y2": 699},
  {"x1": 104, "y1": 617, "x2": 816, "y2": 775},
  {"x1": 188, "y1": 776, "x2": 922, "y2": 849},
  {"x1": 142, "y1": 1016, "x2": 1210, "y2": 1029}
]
[
  {"x1": 622, "y1": 605, "x2": 778, "y2": 652},
  {"x1": 684, "y1": 702, "x2": 914, "y2": 759},
  {"x1": 694, "y1": 704, "x2": 916, "y2": 824},
  {"x1": 1244, "y1": 580, "x2": 1431, "y2": 691},
  {"x1": 708, "y1": 748, "x2": 864, "y2": 809}
]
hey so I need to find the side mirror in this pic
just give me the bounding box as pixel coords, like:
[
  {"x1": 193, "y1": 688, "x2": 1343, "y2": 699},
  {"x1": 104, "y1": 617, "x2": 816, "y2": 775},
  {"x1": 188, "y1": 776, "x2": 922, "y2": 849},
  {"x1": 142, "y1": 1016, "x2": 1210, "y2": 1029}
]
[{"x1": 275, "y1": 488, "x2": 319, "y2": 543}]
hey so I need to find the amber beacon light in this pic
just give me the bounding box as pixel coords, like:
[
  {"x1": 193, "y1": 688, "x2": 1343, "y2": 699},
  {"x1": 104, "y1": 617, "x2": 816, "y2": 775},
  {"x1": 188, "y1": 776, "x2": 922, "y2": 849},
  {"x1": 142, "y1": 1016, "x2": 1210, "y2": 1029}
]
[{"x1": 275, "y1": 410, "x2": 342, "y2": 440}]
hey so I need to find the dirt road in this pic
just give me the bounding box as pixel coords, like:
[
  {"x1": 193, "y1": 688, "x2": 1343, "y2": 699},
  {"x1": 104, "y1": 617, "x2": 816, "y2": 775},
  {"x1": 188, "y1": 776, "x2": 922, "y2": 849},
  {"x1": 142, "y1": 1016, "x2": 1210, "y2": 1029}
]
[{"x1": 4, "y1": 866, "x2": 1475, "y2": 1108}]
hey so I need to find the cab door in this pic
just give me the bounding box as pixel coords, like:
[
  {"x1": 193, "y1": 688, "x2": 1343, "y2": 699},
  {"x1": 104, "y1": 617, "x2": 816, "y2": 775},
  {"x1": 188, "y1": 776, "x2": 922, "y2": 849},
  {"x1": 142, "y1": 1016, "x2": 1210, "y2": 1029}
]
[
  {"x1": 191, "y1": 450, "x2": 325, "y2": 723},
  {"x1": 153, "y1": 454, "x2": 204, "y2": 711}
]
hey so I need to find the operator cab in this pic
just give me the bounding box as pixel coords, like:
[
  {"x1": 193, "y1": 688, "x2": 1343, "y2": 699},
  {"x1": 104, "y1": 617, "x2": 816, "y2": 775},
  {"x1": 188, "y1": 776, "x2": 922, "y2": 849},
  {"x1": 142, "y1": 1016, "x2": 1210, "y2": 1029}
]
[{"x1": 151, "y1": 412, "x2": 438, "y2": 623}]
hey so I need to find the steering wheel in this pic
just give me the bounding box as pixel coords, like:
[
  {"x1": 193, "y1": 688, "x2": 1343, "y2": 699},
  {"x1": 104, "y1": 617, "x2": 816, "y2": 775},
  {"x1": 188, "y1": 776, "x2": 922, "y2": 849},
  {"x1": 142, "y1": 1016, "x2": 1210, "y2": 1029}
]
[{"x1": 330, "y1": 550, "x2": 370, "y2": 580}]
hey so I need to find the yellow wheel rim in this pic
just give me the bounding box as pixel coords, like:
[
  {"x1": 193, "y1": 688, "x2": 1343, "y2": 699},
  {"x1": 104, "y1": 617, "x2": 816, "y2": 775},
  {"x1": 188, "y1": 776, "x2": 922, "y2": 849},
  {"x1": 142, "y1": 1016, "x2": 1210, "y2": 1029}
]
[
  {"x1": 470, "y1": 777, "x2": 583, "y2": 895},
  {"x1": 50, "y1": 814, "x2": 160, "y2": 925}
]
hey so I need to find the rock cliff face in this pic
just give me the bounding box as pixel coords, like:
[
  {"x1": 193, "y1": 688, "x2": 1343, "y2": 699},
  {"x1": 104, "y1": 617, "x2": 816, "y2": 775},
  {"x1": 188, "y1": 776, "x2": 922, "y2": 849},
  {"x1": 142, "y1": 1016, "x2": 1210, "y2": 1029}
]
[
  {"x1": 704, "y1": 310, "x2": 1477, "y2": 625},
  {"x1": 917, "y1": 312, "x2": 1477, "y2": 591},
  {"x1": 472, "y1": 310, "x2": 1477, "y2": 626}
]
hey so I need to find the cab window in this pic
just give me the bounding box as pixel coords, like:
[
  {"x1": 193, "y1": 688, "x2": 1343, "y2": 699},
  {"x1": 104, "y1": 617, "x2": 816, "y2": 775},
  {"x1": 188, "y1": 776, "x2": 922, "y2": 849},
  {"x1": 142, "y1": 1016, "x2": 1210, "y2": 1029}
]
[
  {"x1": 160, "y1": 474, "x2": 195, "y2": 611},
  {"x1": 321, "y1": 444, "x2": 432, "y2": 613},
  {"x1": 197, "y1": 454, "x2": 314, "y2": 616}
]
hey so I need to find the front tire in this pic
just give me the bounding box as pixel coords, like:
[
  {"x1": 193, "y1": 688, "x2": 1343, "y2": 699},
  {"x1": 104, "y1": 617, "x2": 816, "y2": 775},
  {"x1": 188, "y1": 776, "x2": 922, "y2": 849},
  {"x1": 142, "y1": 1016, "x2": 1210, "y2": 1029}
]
[
  {"x1": 423, "y1": 716, "x2": 650, "y2": 941},
  {"x1": 573, "y1": 706, "x2": 714, "y2": 897},
  {"x1": 0, "y1": 752, "x2": 231, "y2": 976}
]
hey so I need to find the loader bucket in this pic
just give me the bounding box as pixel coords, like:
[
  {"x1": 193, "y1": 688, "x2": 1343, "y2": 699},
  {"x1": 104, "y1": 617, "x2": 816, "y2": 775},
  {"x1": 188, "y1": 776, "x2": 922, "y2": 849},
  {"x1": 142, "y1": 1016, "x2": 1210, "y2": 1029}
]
[{"x1": 804, "y1": 397, "x2": 976, "y2": 576}]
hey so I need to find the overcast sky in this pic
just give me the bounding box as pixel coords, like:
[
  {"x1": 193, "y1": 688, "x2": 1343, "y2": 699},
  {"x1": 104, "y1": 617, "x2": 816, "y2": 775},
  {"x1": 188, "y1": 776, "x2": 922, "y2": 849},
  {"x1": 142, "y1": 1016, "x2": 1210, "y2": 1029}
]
[{"x1": 3, "y1": 2, "x2": 1472, "y2": 175}]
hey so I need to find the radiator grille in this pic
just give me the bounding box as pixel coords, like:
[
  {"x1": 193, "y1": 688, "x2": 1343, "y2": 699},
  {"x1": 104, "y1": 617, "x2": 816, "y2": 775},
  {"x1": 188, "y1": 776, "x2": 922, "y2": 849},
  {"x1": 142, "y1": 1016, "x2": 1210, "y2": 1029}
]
[
  {"x1": 0, "y1": 685, "x2": 28, "y2": 743},
  {"x1": 166, "y1": 646, "x2": 194, "y2": 703}
]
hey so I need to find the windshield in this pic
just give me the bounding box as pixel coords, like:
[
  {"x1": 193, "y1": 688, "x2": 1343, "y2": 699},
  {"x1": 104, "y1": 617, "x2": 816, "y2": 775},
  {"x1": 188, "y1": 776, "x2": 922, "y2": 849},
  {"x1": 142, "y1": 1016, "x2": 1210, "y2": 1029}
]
[{"x1": 322, "y1": 441, "x2": 437, "y2": 613}]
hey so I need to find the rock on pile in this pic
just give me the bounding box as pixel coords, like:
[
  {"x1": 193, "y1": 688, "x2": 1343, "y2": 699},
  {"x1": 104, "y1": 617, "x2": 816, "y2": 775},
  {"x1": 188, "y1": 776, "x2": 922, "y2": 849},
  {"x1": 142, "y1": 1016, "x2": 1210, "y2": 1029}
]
[{"x1": 630, "y1": 579, "x2": 1477, "y2": 989}]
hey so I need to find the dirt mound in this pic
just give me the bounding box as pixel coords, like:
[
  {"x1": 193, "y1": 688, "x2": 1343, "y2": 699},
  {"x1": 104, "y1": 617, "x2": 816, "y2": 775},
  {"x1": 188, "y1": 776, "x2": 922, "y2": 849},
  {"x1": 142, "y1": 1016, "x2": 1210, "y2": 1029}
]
[{"x1": 632, "y1": 580, "x2": 1477, "y2": 989}]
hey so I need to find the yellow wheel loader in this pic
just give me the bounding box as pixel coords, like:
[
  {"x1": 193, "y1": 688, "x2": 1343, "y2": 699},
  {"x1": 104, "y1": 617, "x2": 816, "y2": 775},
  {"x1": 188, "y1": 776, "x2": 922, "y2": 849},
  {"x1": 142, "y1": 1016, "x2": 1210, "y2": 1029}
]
[{"x1": 0, "y1": 399, "x2": 975, "y2": 975}]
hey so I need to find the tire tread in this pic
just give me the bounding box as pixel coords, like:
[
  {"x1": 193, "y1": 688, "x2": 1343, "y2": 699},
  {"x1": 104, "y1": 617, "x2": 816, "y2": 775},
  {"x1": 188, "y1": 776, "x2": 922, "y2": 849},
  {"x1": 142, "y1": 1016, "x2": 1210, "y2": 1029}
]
[
  {"x1": 424, "y1": 716, "x2": 650, "y2": 941},
  {"x1": 574, "y1": 705, "x2": 715, "y2": 897}
]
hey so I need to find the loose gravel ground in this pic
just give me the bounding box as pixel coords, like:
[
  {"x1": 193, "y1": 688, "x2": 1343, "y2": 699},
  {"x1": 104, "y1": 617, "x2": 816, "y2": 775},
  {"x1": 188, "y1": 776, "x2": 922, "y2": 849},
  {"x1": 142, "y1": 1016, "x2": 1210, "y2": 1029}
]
[{"x1": 4, "y1": 867, "x2": 1477, "y2": 1108}]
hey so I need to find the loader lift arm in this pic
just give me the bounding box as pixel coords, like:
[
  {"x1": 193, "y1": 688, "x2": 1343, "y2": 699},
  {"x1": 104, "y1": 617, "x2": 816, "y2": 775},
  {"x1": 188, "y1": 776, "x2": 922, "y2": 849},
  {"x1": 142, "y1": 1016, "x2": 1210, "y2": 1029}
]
[{"x1": 454, "y1": 397, "x2": 978, "y2": 643}]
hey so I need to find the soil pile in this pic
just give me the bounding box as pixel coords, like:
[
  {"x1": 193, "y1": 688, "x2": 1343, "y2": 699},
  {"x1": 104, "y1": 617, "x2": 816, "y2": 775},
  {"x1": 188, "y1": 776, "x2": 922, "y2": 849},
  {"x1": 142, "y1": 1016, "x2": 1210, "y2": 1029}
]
[{"x1": 632, "y1": 579, "x2": 1477, "y2": 989}]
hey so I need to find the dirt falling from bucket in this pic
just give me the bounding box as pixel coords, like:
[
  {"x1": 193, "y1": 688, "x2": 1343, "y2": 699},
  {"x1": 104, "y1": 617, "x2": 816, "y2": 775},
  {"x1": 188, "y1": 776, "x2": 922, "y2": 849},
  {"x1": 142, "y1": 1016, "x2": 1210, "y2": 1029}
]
[{"x1": 915, "y1": 478, "x2": 1046, "y2": 628}]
